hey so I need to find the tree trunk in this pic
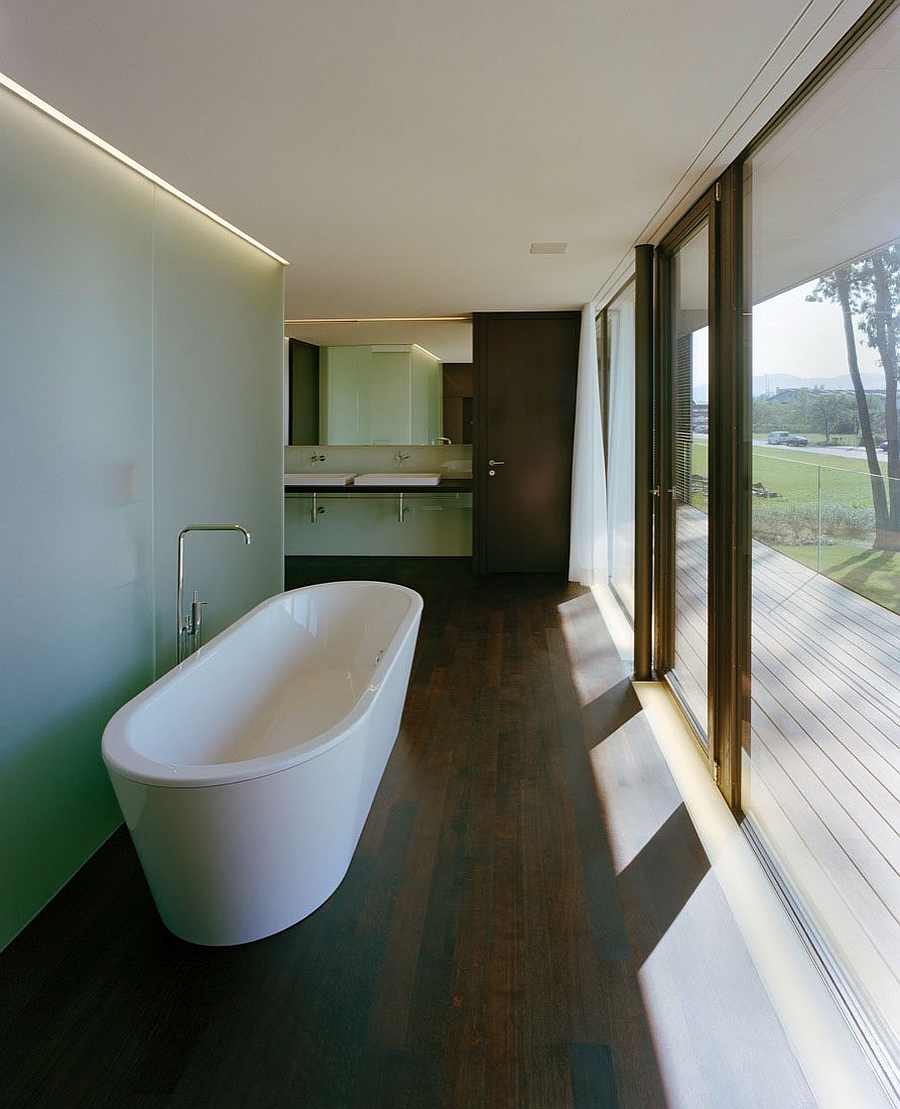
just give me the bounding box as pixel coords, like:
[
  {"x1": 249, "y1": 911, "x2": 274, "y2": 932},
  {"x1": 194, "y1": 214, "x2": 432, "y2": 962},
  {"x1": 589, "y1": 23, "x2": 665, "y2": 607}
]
[
  {"x1": 835, "y1": 267, "x2": 893, "y2": 547},
  {"x1": 871, "y1": 251, "x2": 900, "y2": 540}
]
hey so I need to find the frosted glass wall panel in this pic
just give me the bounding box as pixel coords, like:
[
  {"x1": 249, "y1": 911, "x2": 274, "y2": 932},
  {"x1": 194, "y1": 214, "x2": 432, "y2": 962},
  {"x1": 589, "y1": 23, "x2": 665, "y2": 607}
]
[
  {"x1": 152, "y1": 191, "x2": 285, "y2": 673},
  {"x1": 605, "y1": 281, "x2": 636, "y2": 618},
  {"x1": 0, "y1": 93, "x2": 155, "y2": 945}
]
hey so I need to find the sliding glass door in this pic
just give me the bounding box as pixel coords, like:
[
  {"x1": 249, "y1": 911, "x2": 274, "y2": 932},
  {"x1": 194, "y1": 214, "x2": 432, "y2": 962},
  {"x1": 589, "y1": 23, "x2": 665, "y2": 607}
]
[
  {"x1": 656, "y1": 202, "x2": 715, "y2": 744},
  {"x1": 743, "y1": 5, "x2": 900, "y2": 1076}
]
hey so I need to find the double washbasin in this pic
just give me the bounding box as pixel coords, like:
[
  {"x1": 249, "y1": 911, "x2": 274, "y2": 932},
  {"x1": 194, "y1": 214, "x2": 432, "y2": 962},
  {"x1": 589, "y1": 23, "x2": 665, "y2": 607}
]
[{"x1": 285, "y1": 472, "x2": 442, "y2": 487}]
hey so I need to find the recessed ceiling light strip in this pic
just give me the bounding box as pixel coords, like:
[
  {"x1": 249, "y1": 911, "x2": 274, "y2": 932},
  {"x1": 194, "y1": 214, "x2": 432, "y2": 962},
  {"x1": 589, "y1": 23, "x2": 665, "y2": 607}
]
[{"x1": 0, "y1": 70, "x2": 289, "y2": 266}]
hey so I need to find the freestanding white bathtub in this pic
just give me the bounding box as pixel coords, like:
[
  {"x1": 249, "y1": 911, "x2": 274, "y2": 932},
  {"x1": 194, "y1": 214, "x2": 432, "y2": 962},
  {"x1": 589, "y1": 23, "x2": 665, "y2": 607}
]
[{"x1": 101, "y1": 581, "x2": 422, "y2": 946}]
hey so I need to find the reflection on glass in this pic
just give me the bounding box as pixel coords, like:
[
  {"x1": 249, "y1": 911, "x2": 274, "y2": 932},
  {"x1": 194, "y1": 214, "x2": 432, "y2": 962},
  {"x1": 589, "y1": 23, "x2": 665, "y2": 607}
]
[
  {"x1": 746, "y1": 7, "x2": 900, "y2": 1069},
  {"x1": 671, "y1": 223, "x2": 709, "y2": 736}
]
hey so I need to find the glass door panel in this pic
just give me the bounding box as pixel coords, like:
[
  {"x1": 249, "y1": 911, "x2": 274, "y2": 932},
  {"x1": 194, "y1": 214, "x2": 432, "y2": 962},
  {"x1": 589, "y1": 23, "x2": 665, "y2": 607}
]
[
  {"x1": 666, "y1": 222, "x2": 711, "y2": 738},
  {"x1": 744, "y1": 6, "x2": 900, "y2": 1072}
]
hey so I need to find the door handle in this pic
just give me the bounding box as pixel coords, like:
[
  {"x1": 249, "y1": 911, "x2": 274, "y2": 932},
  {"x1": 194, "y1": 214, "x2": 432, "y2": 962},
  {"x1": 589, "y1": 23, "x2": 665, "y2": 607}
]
[{"x1": 489, "y1": 459, "x2": 506, "y2": 467}]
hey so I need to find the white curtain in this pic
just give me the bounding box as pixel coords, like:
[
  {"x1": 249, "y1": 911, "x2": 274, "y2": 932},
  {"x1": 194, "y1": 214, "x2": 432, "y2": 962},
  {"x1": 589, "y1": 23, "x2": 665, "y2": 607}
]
[
  {"x1": 606, "y1": 283, "x2": 636, "y2": 617},
  {"x1": 568, "y1": 302, "x2": 608, "y2": 585}
]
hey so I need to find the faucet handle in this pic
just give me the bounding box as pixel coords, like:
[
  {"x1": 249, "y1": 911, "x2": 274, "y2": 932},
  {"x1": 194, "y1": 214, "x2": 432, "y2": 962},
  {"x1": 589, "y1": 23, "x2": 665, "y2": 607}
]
[{"x1": 191, "y1": 590, "x2": 208, "y2": 636}]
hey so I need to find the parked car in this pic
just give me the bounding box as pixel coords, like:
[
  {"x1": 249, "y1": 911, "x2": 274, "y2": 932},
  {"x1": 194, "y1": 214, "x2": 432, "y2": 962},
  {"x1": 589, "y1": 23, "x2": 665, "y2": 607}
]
[
  {"x1": 786, "y1": 435, "x2": 808, "y2": 446},
  {"x1": 767, "y1": 431, "x2": 790, "y2": 444},
  {"x1": 879, "y1": 441, "x2": 888, "y2": 450}
]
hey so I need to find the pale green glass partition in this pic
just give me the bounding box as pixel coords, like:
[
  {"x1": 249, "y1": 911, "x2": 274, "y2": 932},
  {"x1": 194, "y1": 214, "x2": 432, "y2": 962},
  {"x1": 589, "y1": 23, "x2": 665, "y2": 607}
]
[
  {"x1": 0, "y1": 86, "x2": 285, "y2": 948},
  {"x1": 0, "y1": 91, "x2": 155, "y2": 944},
  {"x1": 152, "y1": 190, "x2": 285, "y2": 674}
]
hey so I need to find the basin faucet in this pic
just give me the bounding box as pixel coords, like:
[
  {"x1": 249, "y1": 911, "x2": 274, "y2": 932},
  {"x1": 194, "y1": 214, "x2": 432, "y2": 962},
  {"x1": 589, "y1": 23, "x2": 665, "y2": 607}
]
[
  {"x1": 432, "y1": 437, "x2": 451, "y2": 445},
  {"x1": 177, "y1": 524, "x2": 251, "y2": 662},
  {"x1": 395, "y1": 452, "x2": 410, "y2": 467}
]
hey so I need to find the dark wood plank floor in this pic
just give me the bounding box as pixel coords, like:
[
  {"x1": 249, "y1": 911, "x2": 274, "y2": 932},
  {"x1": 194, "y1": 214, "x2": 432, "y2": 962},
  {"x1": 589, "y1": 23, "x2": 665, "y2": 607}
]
[{"x1": 0, "y1": 557, "x2": 806, "y2": 1108}]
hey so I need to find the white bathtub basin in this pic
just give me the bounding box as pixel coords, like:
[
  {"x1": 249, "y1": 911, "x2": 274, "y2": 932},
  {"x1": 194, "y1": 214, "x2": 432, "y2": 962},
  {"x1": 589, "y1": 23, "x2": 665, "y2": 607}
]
[
  {"x1": 102, "y1": 581, "x2": 423, "y2": 945},
  {"x1": 354, "y1": 472, "x2": 441, "y2": 486},
  {"x1": 284, "y1": 472, "x2": 356, "y2": 486}
]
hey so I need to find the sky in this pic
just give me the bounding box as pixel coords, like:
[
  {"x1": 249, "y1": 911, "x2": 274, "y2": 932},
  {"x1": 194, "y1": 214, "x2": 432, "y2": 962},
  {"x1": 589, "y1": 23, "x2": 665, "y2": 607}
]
[
  {"x1": 752, "y1": 281, "x2": 883, "y2": 384},
  {"x1": 690, "y1": 280, "x2": 884, "y2": 395}
]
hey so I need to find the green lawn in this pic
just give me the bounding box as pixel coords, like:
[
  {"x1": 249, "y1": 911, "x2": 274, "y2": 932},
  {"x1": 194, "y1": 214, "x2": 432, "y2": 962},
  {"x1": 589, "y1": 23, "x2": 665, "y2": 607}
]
[
  {"x1": 686, "y1": 440, "x2": 900, "y2": 612},
  {"x1": 752, "y1": 441, "x2": 891, "y2": 493},
  {"x1": 773, "y1": 542, "x2": 900, "y2": 614}
]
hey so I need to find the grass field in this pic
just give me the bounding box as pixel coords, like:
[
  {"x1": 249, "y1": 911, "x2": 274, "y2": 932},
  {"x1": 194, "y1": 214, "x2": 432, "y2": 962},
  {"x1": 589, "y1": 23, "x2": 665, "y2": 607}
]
[
  {"x1": 773, "y1": 541, "x2": 900, "y2": 613},
  {"x1": 687, "y1": 440, "x2": 900, "y2": 612}
]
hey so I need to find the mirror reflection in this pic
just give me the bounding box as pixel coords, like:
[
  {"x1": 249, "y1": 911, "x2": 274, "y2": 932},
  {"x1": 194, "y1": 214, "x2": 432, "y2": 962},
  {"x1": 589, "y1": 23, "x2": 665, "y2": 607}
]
[{"x1": 287, "y1": 328, "x2": 473, "y2": 447}]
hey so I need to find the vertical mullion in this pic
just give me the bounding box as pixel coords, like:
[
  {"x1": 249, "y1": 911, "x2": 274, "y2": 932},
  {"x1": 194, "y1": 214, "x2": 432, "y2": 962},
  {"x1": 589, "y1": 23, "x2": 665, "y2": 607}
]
[
  {"x1": 634, "y1": 244, "x2": 655, "y2": 680},
  {"x1": 709, "y1": 163, "x2": 747, "y2": 809},
  {"x1": 597, "y1": 308, "x2": 611, "y2": 473},
  {"x1": 654, "y1": 243, "x2": 674, "y2": 678}
]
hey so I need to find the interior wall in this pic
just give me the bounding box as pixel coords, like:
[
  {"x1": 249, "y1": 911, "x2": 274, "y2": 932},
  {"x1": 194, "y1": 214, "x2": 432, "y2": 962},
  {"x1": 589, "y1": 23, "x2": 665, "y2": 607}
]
[
  {"x1": 0, "y1": 87, "x2": 284, "y2": 950},
  {"x1": 152, "y1": 190, "x2": 285, "y2": 674}
]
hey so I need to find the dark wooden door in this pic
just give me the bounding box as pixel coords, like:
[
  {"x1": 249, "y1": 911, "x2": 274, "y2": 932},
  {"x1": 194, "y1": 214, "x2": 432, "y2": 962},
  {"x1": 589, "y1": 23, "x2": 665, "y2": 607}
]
[{"x1": 474, "y1": 312, "x2": 580, "y2": 572}]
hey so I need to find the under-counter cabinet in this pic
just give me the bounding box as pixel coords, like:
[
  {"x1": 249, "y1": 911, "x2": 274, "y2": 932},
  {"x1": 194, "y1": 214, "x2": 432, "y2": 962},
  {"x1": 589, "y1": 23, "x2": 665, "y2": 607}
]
[{"x1": 284, "y1": 486, "x2": 472, "y2": 557}]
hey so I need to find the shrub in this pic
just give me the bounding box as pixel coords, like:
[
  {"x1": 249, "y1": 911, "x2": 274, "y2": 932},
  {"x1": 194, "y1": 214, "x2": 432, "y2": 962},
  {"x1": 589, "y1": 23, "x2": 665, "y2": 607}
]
[{"x1": 753, "y1": 501, "x2": 875, "y2": 545}]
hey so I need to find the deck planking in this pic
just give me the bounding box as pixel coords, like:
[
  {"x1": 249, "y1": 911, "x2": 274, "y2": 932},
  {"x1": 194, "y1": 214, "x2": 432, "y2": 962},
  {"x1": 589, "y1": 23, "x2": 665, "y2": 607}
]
[{"x1": 674, "y1": 505, "x2": 900, "y2": 1034}]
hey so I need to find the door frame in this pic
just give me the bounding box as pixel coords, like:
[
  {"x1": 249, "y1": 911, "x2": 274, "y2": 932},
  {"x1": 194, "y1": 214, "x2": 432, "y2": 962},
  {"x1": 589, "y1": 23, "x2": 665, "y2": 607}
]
[
  {"x1": 653, "y1": 174, "x2": 747, "y2": 808},
  {"x1": 654, "y1": 188, "x2": 717, "y2": 758}
]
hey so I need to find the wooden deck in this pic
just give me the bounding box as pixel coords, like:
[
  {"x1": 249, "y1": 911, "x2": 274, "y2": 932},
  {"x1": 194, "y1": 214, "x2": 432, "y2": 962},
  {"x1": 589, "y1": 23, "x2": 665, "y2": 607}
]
[{"x1": 674, "y1": 504, "x2": 900, "y2": 1043}]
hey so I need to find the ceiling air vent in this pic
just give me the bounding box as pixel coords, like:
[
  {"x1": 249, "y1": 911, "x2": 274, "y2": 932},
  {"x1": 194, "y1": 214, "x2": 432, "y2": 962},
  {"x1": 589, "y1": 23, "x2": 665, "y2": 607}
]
[{"x1": 530, "y1": 242, "x2": 568, "y2": 254}]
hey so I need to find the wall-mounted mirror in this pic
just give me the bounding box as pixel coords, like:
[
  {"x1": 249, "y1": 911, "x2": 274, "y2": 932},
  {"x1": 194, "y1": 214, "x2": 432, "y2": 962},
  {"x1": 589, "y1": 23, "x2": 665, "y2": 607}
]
[{"x1": 286, "y1": 319, "x2": 473, "y2": 447}]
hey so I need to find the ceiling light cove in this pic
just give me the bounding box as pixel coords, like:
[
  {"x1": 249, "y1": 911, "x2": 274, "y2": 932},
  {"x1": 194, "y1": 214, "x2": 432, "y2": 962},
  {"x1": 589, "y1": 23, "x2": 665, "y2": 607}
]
[
  {"x1": 0, "y1": 70, "x2": 288, "y2": 266},
  {"x1": 530, "y1": 243, "x2": 568, "y2": 255}
]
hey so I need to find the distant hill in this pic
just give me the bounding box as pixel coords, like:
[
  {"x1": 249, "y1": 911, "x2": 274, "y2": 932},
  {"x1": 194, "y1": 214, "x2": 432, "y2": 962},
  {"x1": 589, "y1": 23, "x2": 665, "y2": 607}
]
[
  {"x1": 694, "y1": 371, "x2": 886, "y2": 403},
  {"x1": 752, "y1": 372, "x2": 885, "y2": 396}
]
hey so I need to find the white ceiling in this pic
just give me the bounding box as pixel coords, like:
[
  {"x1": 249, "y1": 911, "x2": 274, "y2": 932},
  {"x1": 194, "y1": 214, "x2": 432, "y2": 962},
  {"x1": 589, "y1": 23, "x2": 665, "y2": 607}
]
[{"x1": 0, "y1": 0, "x2": 872, "y2": 361}]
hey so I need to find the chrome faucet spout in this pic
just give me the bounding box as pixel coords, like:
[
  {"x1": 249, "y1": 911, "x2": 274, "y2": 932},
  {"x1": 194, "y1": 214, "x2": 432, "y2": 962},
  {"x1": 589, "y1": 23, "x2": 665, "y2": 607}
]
[{"x1": 176, "y1": 524, "x2": 251, "y2": 662}]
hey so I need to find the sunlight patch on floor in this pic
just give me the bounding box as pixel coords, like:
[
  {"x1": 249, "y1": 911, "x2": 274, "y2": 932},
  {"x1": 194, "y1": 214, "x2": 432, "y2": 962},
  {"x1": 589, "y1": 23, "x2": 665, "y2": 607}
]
[
  {"x1": 591, "y1": 583, "x2": 634, "y2": 669},
  {"x1": 588, "y1": 720, "x2": 682, "y2": 877},
  {"x1": 635, "y1": 682, "x2": 893, "y2": 1109}
]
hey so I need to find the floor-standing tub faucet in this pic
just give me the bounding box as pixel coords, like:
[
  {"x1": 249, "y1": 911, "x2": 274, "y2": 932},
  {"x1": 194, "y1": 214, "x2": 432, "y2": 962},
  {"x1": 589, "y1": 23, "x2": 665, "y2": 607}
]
[{"x1": 177, "y1": 524, "x2": 251, "y2": 662}]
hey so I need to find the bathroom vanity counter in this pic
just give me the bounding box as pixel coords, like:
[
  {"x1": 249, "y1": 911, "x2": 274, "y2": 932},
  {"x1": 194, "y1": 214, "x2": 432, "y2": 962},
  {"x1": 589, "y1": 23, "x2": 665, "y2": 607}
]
[{"x1": 284, "y1": 477, "x2": 472, "y2": 494}]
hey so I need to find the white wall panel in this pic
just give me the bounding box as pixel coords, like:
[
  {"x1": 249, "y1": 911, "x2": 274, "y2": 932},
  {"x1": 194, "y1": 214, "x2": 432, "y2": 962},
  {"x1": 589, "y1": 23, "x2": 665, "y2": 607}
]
[
  {"x1": 0, "y1": 88, "x2": 285, "y2": 948},
  {"x1": 0, "y1": 92, "x2": 155, "y2": 944},
  {"x1": 152, "y1": 191, "x2": 284, "y2": 674}
]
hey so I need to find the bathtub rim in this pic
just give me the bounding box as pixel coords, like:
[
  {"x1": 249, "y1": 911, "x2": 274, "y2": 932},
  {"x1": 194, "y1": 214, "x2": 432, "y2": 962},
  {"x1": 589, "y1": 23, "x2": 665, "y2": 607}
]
[{"x1": 101, "y1": 580, "x2": 422, "y2": 789}]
